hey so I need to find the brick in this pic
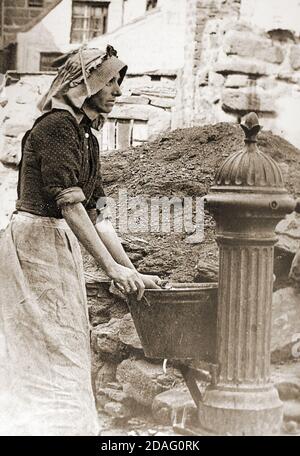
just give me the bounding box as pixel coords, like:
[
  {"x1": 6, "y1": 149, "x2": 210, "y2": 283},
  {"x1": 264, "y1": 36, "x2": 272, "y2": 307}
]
[
  {"x1": 215, "y1": 58, "x2": 267, "y2": 76},
  {"x1": 29, "y1": 9, "x2": 42, "y2": 18},
  {"x1": 4, "y1": 0, "x2": 26, "y2": 5},
  {"x1": 4, "y1": 16, "x2": 13, "y2": 26},
  {"x1": 224, "y1": 31, "x2": 284, "y2": 64},
  {"x1": 222, "y1": 88, "x2": 275, "y2": 113},
  {"x1": 208, "y1": 72, "x2": 225, "y2": 87},
  {"x1": 277, "y1": 72, "x2": 300, "y2": 85},
  {"x1": 3, "y1": 33, "x2": 17, "y2": 45},
  {"x1": 225, "y1": 74, "x2": 249, "y2": 88},
  {"x1": 116, "y1": 95, "x2": 150, "y2": 105},
  {"x1": 13, "y1": 17, "x2": 30, "y2": 26},
  {"x1": 5, "y1": 7, "x2": 30, "y2": 18},
  {"x1": 290, "y1": 45, "x2": 300, "y2": 71},
  {"x1": 150, "y1": 97, "x2": 175, "y2": 109}
]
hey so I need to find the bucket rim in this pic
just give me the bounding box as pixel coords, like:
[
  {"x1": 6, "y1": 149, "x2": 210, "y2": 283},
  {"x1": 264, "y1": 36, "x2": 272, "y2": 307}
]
[{"x1": 144, "y1": 282, "x2": 218, "y2": 292}]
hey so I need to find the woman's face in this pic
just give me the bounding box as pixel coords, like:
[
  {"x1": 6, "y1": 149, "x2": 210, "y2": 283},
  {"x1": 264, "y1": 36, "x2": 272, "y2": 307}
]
[{"x1": 86, "y1": 73, "x2": 122, "y2": 114}]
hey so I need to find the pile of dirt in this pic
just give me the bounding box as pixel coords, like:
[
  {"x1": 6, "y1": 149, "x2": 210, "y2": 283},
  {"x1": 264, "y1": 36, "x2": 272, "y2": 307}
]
[
  {"x1": 91, "y1": 122, "x2": 300, "y2": 283},
  {"x1": 103, "y1": 122, "x2": 300, "y2": 198}
]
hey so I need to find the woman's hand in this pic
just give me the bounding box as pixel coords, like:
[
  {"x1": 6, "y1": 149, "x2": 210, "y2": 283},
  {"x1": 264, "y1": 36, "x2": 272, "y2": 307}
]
[
  {"x1": 107, "y1": 264, "x2": 145, "y2": 300},
  {"x1": 139, "y1": 273, "x2": 162, "y2": 289}
]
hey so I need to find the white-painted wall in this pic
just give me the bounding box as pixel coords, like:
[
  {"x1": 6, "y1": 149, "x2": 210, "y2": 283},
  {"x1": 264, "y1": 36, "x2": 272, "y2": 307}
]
[
  {"x1": 240, "y1": 0, "x2": 300, "y2": 33},
  {"x1": 88, "y1": 0, "x2": 186, "y2": 73},
  {"x1": 122, "y1": 0, "x2": 148, "y2": 26},
  {"x1": 106, "y1": 0, "x2": 124, "y2": 32}
]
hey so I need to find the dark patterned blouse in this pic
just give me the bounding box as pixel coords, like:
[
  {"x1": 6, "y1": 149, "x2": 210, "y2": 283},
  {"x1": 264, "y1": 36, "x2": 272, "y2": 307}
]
[{"x1": 16, "y1": 109, "x2": 106, "y2": 219}]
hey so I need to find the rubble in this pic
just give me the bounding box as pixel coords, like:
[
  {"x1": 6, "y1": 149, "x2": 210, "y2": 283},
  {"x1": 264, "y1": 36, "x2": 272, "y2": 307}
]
[
  {"x1": 91, "y1": 318, "x2": 131, "y2": 362},
  {"x1": 271, "y1": 288, "x2": 300, "y2": 362},
  {"x1": 116, "y1": 359, "x2": 183, "y2": 407},
  {"x1": 104, "y1": 402, "x2": 132, "y2": 419},
  {"x1": 152, "y1": 387, "x2": 195, "y2": 426},
  {"x1": 94, "y1": 361, "x2": 117, "y2": 388},
  {"x1": 276, "y1": 213, "x2": 300, "y2": 255},
  {"x1": 118, "y1": 313, "x2": 143, "y2": 351},
  {"x1": 101, "y1": 121, "x2": 300, "y2": 284}
]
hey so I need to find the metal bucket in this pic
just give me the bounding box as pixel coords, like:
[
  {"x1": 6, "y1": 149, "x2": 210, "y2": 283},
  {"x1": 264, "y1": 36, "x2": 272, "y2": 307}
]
[{"x1": 128, "y1": 283, "x2": 218, "y2": 361}]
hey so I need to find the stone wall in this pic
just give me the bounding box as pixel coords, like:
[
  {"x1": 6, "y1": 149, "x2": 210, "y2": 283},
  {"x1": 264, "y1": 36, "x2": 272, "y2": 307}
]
[
  {"x1": 2, "y1": 0, "x2": 60, "y2": 46},
  {"x1": 179, "y1": 0, "x2": 241, "y2": 128},
  {"x1": 179, "y1": 0, "x2": 300, "y2": 149},
  {"x1": 85, "y1": 276, "x2": 186, "y2": 424},
  {"x1": 17, "y1": 0, "x2": 72, "y2": 73}
]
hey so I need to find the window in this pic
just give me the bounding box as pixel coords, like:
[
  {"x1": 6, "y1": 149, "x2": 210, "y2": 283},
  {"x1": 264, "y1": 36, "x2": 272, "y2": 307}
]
[
  {"x1": 28, "y1": 0, "x2": 44, "y2": 7},
  {"x1": 146, "y1": 0, "x2": 157, "y2": 11},
  {"x1": 71, "y1": 1, "x2": 109, "y2": 44},
  {"x1": 40, "y1": 52, "x2": 63, "y2": 72}
]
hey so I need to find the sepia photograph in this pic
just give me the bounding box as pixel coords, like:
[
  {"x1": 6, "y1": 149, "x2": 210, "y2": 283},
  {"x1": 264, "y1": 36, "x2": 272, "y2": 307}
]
[{"x1": 0, "y1": 0, "x2": 299, "y2": 440}]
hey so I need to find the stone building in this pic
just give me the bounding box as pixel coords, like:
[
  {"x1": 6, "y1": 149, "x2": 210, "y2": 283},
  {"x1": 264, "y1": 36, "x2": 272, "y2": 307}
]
[
  {"x1": 1, "y1": 0, "x2": 300, "y2": 150},
  {"x1": 1, "y1": 0, "x2": 179, "y2": 74},
  {"x1": 0, "y1": 0, "x2": 185, "y2": 152},
  {"x1": 180, "y1": 0, "x2": 300, "y2": 149},
  {"x1": 0, "y1": 0, "x2": 62, "y2": 72}
]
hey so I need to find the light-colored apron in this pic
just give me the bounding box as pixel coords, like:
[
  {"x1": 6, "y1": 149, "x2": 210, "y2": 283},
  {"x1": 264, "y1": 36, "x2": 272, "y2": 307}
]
[{"x1": 0, "y1": 212, "x2": 99, "y2": 436}]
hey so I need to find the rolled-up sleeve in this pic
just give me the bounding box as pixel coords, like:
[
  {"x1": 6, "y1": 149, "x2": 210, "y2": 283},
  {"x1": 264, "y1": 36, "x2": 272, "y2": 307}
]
[
  {"x1": 32, "y1": 113, "x2": 86, "y2": 206},
  {"x1": 86, "y1": 173, "x2": 112, "y2": 222}
]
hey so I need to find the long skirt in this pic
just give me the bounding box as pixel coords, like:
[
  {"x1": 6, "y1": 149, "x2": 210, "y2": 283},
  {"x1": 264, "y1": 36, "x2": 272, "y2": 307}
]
[{"x1": 0, "y1": 212, "x2": 99, "y2": 436}]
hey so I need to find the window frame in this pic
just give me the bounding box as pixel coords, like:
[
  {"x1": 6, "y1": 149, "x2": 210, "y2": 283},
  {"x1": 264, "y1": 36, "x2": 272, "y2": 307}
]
[
  {"x1": 39, "y1": 51, "x2": 63, "y2": 72},
  {"x1": 27, "y1": 0, "x2": 44, "y2": 8},
  {"x1": 146, "y1": 0, "x2": 158, "y2": 12},
  {"x1": 70, "y1": 1, "x2": 109, "y2": 44}
]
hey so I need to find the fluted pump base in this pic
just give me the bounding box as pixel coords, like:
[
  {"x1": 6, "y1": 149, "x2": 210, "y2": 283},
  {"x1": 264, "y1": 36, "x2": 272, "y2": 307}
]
[
  {"x1": 198, "y1": 387, "x2": 282, "y2": 436},
  {"x1": 198, "y1": 241, "x2": 283, "y2": 435}
]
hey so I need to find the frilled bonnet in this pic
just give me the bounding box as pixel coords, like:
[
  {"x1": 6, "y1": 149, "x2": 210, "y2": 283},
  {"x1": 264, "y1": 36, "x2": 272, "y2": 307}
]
[{"x1": 38, "y1": 45, "x2": 127, "y2": 128}]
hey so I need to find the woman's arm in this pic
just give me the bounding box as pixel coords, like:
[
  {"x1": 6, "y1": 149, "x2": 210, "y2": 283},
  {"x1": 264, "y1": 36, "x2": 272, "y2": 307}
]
[
  {"x1": 95, "y1": 218, "x2": 161, "y2": 289},
  {"x1": 95, "y1": 219, "x2": 136, "y2": 270},
  {"x1": 61, "y1": 202, "x2": 145, "y2": 299}
]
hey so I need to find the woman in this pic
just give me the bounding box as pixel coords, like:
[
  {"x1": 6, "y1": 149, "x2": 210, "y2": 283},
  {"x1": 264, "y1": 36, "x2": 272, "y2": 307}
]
[{"x1": 0, "y1": 46, "x2": 161, "y2": 436}]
